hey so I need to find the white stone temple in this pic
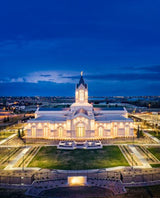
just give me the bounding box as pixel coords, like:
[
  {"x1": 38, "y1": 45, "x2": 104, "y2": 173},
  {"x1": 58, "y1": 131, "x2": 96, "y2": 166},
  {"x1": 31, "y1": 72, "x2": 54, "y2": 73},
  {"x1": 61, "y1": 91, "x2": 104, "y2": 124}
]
[{"x1": 26, "y1": 72, "x2": 134, "y2": 139}]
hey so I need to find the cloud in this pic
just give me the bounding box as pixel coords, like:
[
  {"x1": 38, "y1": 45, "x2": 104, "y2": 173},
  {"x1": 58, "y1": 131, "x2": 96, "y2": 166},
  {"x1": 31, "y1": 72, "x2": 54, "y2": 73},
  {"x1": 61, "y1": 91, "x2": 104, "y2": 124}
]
[
  {"x1": 64, "y1": 70, "x2": 160, "y2": 82},
  {"x1": 139, "y1": 65, "x2": 160, "y2": 73},
  {"x1": 40, "y1": 74, "x2": 52, "y2": 77},
  {"x1": 1, "y1": 67, "x2": 160, "y2": 85},
  {"x1": 0, "y1": 71, "x2": 78, "y2": 84}
]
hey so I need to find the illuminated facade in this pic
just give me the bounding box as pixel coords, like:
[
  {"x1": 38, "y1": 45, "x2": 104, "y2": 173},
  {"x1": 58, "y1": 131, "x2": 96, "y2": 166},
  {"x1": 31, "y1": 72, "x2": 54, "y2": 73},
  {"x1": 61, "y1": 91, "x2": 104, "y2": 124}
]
[{"x1": 26, "y1": 73, "x2": 134, "y2": 139}]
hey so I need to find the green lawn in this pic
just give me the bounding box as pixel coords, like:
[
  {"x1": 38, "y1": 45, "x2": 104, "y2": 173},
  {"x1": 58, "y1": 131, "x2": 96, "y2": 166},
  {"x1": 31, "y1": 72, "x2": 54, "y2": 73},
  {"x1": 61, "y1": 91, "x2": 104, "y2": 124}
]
[
  {"x1": 150, "y1": 164, "x2": 160, "y2": 168},
  {"x1": 28, "y1": 146, "x2": 129, "y2": 170},
  {"x1": 148, "y1": 147, "x2": 160, "y2": 160},
  {"x1": 148, "y1": 147, "x2": 160, "y2": 168},
  {"x1": 0, "y1": 132, "x2": 15, "y2": 140},
  {"x1": 148, "y1": 131, "x2": 160, "y2": 140}
]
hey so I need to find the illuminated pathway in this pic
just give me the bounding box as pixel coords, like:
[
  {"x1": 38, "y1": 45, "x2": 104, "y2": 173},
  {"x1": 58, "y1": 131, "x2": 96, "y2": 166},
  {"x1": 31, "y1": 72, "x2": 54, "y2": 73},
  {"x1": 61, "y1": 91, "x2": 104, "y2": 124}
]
[
  {"x1": 144, "y1": 131, "x2": 160, "y2": 144},
  {"x1": 0, "y1": 134, "x2": 16, "y2": 145},
  {"x1": 128, "y1": 145, "x2": 151, "y2": 168},
  {"x1": 4, "y1": 146, "x2": 31, "y2": 170}
]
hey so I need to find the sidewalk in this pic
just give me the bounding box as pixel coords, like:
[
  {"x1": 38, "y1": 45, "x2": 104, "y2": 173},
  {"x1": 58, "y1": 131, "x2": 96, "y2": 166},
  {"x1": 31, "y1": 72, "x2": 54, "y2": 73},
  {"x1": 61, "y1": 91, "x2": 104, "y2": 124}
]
[
  {"x1": 144, "y1": 132, "x2": 160, "y2": 144},
  {"x1": 0, "y1": 134, "x2": 16, "y2": 145},
  {"x1": 4, "y1": 146, "x2": 31, "y2": 170},
  {"x1": 128, "y1": 145, "x2": 151, "y2": 168}
]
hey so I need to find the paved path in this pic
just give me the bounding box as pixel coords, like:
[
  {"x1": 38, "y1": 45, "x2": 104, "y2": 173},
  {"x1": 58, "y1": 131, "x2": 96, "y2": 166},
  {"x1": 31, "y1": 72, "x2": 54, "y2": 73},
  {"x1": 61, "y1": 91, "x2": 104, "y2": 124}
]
[
  {"x1": 4, "y1": 146, "x2": 31, "y2": 170},
  {"x1": 144, "y1": 132, "x2": 160, "y2": 144},
  {"x1": 128, "y1": 145, "x2": 151, "y2": 168},
  {"x1": 0, "y1": 134, "x2": 16, "y2": 145}
]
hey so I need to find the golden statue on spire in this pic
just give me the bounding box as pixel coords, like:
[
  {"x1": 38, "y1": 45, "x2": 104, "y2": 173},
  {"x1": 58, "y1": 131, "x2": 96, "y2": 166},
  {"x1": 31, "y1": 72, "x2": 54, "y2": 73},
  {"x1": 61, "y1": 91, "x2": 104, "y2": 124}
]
[{"x1": 81, "y1": 71, "x2": 83, "y2": 76}]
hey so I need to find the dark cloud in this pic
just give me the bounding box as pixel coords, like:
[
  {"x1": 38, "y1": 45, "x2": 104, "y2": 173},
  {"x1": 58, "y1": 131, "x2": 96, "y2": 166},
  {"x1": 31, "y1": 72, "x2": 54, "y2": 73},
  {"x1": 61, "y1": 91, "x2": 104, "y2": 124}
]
[
  {"x1": 139, "y1": 65, "x2": 160, "y2": 73},
  {"x1": 40, "y1": 74, "x2": 52, "y2": 77},
  {"x1": 65, "y1": 72, "x2": 160, "y2": 82}
]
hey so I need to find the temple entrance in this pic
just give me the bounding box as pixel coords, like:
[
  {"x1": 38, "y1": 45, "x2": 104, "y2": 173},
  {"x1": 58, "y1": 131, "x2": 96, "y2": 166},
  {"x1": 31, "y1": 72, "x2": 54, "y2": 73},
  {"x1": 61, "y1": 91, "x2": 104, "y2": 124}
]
[{"x1": 76, "y1": 123, "x2": 85, "y2": 137}]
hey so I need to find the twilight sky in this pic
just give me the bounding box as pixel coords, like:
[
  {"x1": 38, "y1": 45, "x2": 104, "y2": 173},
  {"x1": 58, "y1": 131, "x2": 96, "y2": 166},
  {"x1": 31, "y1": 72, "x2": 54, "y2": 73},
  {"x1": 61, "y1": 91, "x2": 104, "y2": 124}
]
[{"x1": 0, "y1": 0, "x2": 160, "y2": 96}]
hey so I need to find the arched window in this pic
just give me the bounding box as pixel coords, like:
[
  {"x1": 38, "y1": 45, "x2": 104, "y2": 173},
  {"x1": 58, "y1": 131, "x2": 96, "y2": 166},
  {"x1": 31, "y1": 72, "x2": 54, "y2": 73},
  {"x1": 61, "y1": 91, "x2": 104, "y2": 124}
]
[
  {"x1": 98, "y1": 127, "x2": 103, "y2": 137},
  {"x1": 125, "y1": 126, "x2": 129, "y2": 136},
  {"x1": 58, "y1": 127, "x2": 63, "y2": 137},
  {"x1": 38, "y1": 123, "x2": 42, "y2": 129},
  {"x1": 114, "y1": 124, "x2": 117, "y2": 136},
  {"x1": 76, "y1": 123, "x2": 85, "y2": 137},
  {"x1": 44, "y1": 127, "x2": 48, "y2": 137},
  {"x1": 31, "y1": 127, "x2": 36, "y2": 137},
  {"x1": 79, "y1": 90, "x2": 84, "y2": 101}
]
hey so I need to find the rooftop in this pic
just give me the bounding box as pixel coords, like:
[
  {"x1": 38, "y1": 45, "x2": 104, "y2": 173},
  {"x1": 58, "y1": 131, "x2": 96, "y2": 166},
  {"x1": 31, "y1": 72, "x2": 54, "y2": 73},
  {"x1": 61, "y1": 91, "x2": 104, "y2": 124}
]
[
  {"x1": 93, "y1": 107, "x2": 125, "y2": 111},
  {"x1": 39, "y1": 108, "x2": 69, "y2": 111},
  {"x1": 32, "y1": 114, "x2": 67, "y2": 122},
  {"x1": 95, "y1": 114, "x2": 132, "y2": 122}
]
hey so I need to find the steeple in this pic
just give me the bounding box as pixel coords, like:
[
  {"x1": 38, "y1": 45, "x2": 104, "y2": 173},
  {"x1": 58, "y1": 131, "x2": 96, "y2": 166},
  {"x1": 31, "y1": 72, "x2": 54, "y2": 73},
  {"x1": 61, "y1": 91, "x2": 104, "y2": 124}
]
[
  {"x1": 77, "y1": 71, "x2": 87, "y2": 89},
  {"x1": 75, "y1": 72, "x2": 88, "y2": 103}
]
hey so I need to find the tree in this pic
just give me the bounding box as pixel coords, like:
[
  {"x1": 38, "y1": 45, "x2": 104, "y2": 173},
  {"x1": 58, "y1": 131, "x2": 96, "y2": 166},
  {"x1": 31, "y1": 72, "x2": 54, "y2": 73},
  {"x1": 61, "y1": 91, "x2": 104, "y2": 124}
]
[
  {"x1": 18, "y1": 129, "x2": 21, "y2": 138},
  {"x1": 137, "y1": 125, "x2": 144, "y2": 138},
  {"x1": 3, "y1": 117, "x2": 7, "y2": 123},
  {"x1": 21, "y1": 128, "x2": 25, "y2": 137}
]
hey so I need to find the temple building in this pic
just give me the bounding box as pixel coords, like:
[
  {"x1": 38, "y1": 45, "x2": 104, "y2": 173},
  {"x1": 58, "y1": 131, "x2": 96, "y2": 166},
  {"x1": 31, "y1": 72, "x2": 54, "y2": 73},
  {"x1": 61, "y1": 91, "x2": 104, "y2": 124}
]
[{"x1": 26, "y1": 73, "x2": 134, "y2": 139}]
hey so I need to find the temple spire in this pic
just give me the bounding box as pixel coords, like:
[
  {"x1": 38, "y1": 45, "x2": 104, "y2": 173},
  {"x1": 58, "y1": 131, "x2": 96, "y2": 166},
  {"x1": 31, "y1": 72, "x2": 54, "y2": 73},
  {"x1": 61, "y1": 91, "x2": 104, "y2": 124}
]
[{"x1": 77, "y1": 71, "x2": 87, "y2": 88}]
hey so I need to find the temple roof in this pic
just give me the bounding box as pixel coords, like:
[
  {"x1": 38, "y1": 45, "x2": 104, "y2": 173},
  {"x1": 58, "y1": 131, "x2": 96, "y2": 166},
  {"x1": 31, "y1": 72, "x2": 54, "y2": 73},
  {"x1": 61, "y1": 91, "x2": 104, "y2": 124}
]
[
  {"x1": 94, "y1": 113, "x2": 132, "y2": 122},
  {"x1": 74, "y1": 108, "x2": 88, "y2": 116}
]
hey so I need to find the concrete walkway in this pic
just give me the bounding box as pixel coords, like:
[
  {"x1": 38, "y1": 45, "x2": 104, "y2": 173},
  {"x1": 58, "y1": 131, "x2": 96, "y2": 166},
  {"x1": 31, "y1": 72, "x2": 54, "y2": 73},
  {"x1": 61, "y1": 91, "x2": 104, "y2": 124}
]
[
  {"x1": 0, "y1": 134, "x2": 16, "y2": 145},
  {"x1": 4, "y1": 146, "x2": 31, "y2": 170},
  {"x1": 144, "y1": 132, "x2": 160, "y2": 144},
  {"x1": 128, "y1": 145, "x2": 151, "y2": 168}
]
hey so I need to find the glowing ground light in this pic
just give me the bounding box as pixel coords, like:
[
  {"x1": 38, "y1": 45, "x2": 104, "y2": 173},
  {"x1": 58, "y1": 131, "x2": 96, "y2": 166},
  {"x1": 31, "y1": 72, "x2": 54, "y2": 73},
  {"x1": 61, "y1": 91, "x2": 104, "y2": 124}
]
[{"x1": 68, "y1": 176, "x2": 87, "y2": 186}]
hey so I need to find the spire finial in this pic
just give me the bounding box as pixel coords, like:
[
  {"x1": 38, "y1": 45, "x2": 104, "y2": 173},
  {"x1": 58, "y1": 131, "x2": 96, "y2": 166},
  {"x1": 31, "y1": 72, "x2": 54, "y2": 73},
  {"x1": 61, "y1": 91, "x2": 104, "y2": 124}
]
[{"x1": 81, "y1": 71, "x2": 83, "y2": 76}]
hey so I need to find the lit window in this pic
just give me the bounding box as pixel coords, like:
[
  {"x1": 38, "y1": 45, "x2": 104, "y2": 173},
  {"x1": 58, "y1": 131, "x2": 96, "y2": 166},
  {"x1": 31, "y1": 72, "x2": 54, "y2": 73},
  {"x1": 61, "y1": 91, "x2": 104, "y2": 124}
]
[
  {"x1": 76, "y1": 123, "x2": 85, "y2": 137},
  {"x1": 114, "y1": 126, "x2": 117, "y2": 135},
  {"x1": 98, "y1": 127, "x2": 103, "y2": 136},
  {"x1": 79, "y1": 90, "x2": 84, "y2": 101},
  {"x1": 119, "y1": 122, "x2": 124, "y2": 128},
  {"x1": 85, "y1": 91, "x2": 88, "y2": 99},
  {"x1": 38, "y1": 123, "x2": 42, "y2": 128},
  {"x1": 59, "y1": 127, "x2": 63, "y2": 137},
  {"x1": 107, "y1": 124, "x2": 111, "y2": 129},
  {"x1": 44, "y1": 127, "x2": 48, "y2": 137},
  {"x1": 125, "y1": 126, "x2": 129, "y2": 135},
  {"x1": 31, "y1": 127, "x2": 36, "y2": 137}
]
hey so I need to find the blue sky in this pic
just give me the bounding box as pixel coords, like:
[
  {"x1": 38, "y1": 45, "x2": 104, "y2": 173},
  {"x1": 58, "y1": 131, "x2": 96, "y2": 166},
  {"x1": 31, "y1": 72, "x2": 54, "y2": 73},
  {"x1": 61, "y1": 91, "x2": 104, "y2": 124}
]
[{"x1": 0, "y1": 0, "x2": 160, "y2": 96}]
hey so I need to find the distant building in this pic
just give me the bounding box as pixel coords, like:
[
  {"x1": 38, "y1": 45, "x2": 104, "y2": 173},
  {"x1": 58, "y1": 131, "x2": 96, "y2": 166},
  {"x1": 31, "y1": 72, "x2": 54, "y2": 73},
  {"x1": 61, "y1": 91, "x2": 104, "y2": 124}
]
[{"x1": 26, "y1": 73, "x2": 134, "y2": 139}]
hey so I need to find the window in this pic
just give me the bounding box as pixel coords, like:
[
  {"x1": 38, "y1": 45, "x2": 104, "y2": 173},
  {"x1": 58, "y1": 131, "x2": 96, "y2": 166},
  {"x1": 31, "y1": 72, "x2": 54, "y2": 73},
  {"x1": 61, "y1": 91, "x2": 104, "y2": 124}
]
[
  {"x1": 58, "y1": 127, "x2": 63, "y2": 137},
  {"x1": 44, "y1": 127, "x2": 48, "y2": 137},
  {"x1": 31, "y1": 127, "x2": 36, "y2": 137},
  {"x1": 125, "y1": 126, "x2": 129, "y2": 136},
  {"x1": 79, "y1": 90, "x2": 84, "y2": 101},
  {"x1": 76, "y1": 123, "x2": 85, "y2": 137},
  {"x1": 98, "y1": 127, "x2": 103, "y2": 137},
  {"x1": 114, "y1": 125, "x2": 117, "y2": 136}
]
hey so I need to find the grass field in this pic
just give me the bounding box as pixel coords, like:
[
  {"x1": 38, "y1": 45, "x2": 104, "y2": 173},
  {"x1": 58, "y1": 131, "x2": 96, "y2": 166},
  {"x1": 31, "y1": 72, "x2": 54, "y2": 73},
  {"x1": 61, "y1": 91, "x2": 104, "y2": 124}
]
[
  {"x1": 148, "y1": 147, "x2": 160, "y2": 160},
  {"x1": 149, "y1": 131, "x2": 160, "y2": 140},
  {"x1": 28, "y1": 146, "x2": 129, "y2": 170},
  {"x1": 0, "y1": 132, "x2": 15, "y2": 140},
  {"x1": 147, "y1": 147, "x2": 160, "y2": 168}
]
